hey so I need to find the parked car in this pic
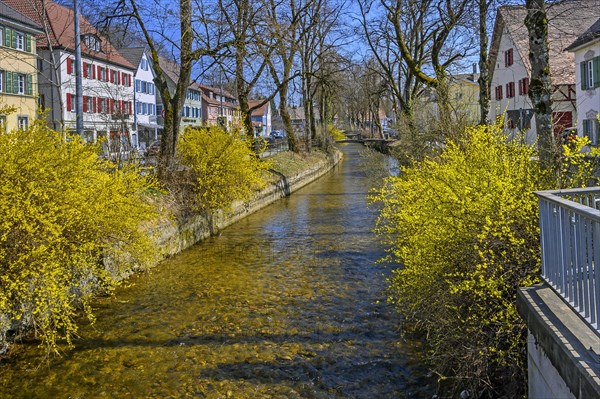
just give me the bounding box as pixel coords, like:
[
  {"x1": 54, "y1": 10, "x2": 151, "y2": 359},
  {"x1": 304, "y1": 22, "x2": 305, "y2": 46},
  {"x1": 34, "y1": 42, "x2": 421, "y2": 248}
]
[{"x1": 271, "y1": 130, "x2": 286, "y2": 139}]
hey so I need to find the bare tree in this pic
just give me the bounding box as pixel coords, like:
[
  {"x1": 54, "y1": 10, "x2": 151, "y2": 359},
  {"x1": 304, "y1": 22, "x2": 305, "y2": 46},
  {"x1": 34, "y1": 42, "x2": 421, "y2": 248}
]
[{"x1": 109, "y1": 0, "x2": 230, "y2": 177}]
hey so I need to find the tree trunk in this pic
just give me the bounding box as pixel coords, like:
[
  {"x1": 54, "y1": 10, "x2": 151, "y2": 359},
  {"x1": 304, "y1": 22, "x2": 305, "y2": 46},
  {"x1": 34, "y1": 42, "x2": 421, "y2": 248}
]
[
  {"x1": 525, "y1": 0, "x2": 558, "y2": 172},
  {"x1": 279, "y1": 94, "x2": 297, "y2": 152},
  {"x1": 478, "y1": 0, "x2": 490, "y2": 125}
]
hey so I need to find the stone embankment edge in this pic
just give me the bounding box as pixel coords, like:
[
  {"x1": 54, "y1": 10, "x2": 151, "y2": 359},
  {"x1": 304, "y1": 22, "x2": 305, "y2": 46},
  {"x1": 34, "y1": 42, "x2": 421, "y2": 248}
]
[
  {"x1": 149, "y1": 149, "x2": 343, "y2": 266},
  {"x1": 0, "y1": 150, "x2": 342, "y2": 353}
]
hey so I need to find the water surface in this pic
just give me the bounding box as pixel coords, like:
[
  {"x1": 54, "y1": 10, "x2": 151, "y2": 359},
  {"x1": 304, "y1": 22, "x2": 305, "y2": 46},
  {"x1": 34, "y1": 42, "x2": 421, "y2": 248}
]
[{"x1": 0, "y1": 144, "x2": 434, "y2": 398}]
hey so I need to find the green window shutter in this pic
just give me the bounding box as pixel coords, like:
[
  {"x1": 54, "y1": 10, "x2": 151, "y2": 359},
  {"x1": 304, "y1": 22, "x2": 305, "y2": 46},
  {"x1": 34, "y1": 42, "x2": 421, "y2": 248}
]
[
  {"x1": 593, "y1": 56, "x2": 600, "y2": 88},
  {"x1": 581, "y1": 62, "x2": 588, "y2": 90},
  {"x1": 11, "y1": 29, "x2": 16, "y2": 49},
  {"x1": 5, "y1": 71, "x2": 12, "y2": 94},
  {"x1": 4, "y1": 28, "x2": 11, "y2": 47},
  {"x1": 25, "y1": 33, "x2": 31, "y2": 52},
  {"x1": 12, "y1": 73, "x2": 18, "y2": 94},
  {"x1": 26, "y1": 74, "x2": 32, "y2": 95}
]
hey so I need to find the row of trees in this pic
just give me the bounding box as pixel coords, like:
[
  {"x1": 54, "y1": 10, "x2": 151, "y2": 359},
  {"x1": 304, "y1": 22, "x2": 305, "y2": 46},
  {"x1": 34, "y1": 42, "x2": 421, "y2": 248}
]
[{"x1": 76, "y1": 0, "x2": 350, "y2": 177}]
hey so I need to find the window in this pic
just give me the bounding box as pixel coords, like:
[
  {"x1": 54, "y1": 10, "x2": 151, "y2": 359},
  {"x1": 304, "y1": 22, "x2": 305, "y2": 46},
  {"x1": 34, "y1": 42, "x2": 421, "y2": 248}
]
[
  {"x1": 495, "y1": 85, "x2": 503, "y2": 100},
  {"x1": 504, "y1": 48, "x2": 513, "y2": 67},
  {"x1": 84, "y1": 63, "x2": 93, "y2": 79},
  {"x1": 142, "y1": 102, "x2": 147, "y2": 115},
  {"x1": 141, "y1": 57, "x2": 148, "y2": 71},
  {"x1": 14, "y1": 31, "x2": 24, "y2": 51},
  {"x1": 583, "y1": 119, "x2": 600, "y2": 145},
  {"x1": 38, "y1": 58, "x2": 44, "y2": 72},
  {"x1": 0, "y1": 115, "x2": 6, "y2": 131},
  {"x1": 519, "y1": 77, "x2": 529, "y2": 95},
  {"x1": 17, "y1": 74, "x2": 25, "y2": 94},
  {"x1": 85, "y1": 96, "x2": 93, "y2": 113},
  {"x1": 0, "y1": 70, "x2": 3, "y2": 93},
  {"x1": 82, "y1": 34, "x2": 101, "y2": 52},
  {"x1": 506, "y1": 82, "x2": 515, "y2": 98},
  {"x1": 17, "y1": 116, "x2": 28, "y2": 130},
  {"x1": 581, "y1": 57, "x2": 600, "y2": 90},
  {"x1": 0, "y1": 26, "x2": 3, "y2": 47}
]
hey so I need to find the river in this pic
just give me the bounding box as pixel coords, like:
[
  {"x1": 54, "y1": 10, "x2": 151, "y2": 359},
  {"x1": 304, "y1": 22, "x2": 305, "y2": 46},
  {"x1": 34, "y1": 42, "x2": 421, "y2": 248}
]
[{"x1": 0, "y1": 144, "x2": 434, "y2": 398}]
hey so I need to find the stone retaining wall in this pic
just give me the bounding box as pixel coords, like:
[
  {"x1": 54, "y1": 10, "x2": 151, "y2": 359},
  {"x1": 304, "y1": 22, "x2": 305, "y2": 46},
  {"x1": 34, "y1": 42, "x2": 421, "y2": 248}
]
[{"x1": 146, "y1": 149, "x2": 342, "y2": 267}]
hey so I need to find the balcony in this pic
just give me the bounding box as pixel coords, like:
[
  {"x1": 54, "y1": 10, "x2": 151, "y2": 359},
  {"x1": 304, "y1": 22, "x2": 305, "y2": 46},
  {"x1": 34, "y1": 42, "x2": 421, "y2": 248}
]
[{"x1": 536, "y1": 187, "x2": 600, "y2": 333}]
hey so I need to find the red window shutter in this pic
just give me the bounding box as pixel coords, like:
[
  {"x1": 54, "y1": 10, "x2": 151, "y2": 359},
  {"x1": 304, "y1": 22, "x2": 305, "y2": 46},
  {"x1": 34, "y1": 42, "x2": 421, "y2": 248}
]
[
  {"x1": 97, "y1": 66, "x2": 101, "y2": 80},
  {"x1": 509, "y1": 49, "x2": 513, "y2": 66},
  {"x1": 128, "y1": 74, "x2": 132, "y2": 87},
  {"x1": 67, "y1": 58, "x2": 72, "y2": 75},
  {"x1": 109, "y1": 98, "x2": 114, "y2": 114},
  {"x1": 83, "y1": 96, "x2": 88, "y2": 112},
  {"x1": 92, "y1": 65, "x2": 96, "y2": 79},
  {"x1": 128, "y1": 101, "x2": 132, "y2": 114},
  {"x1": 524, "y1": 78, "x2": 529, "y2": 95},
  {"x1": 117, "y1": 71, "x2": 121, "y2": 86},
  {"x1": 92, "y1": 97, "x2": 97, "y2": 113},
  {"x1": 518, "y1": 79, "x2": 523, "y2": 95},
  {"x1": 83, "y1": 62, "x2": 88, "y2": 78},
  {"x1": 66, "y1": 93, "x2": 72, "y2": 111}
]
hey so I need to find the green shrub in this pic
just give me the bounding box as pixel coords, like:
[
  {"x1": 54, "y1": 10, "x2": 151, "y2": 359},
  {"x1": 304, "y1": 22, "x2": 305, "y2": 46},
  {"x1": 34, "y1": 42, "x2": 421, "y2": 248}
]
[
  {"x1": 371, "y1": 123, "x2": 550, "y2": 397},
  {"x1": 0, "y1": 121, "x2": 158, "y2": 352},
  {"x1": 177, "y1": 126, "x2": 271, "y2": 211}
]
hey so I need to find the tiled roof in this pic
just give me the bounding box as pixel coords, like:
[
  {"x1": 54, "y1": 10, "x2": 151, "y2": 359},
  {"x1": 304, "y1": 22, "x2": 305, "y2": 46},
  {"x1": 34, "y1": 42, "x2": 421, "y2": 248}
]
[
  {"x1": 566, "y1": 17, "x2": 600, "y2": 50},
  {"x1": 0, "y1": 0, "x2": 43, "y2": 33},
  {"x1": 248, "y1": 99, "x2": 268, "y2": 117},
  {"x1": 118, "y1": 46, "x2": 147, "y2": 70},
  {"x1": 490, "y1": 0, "x2": 600, "y2": 85},
  {"x1": 196, "y1": 83, "x2": 236, "y2": 102},
  {"x1": 2, "y1": 0, "x2": 134, "y2": 69}
]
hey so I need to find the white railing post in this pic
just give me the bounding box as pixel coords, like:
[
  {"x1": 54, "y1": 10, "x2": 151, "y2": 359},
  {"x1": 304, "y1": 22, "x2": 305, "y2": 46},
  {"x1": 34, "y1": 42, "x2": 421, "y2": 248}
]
[{"x1": 535, "y1": 188, "x2": 600, "y2": 332}]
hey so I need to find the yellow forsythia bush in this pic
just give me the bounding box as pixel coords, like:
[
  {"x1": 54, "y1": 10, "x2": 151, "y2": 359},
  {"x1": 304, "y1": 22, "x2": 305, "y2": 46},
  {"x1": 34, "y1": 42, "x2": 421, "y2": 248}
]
[
  {"x1": 178, "y1": 126, "x2": 270, "y2": 210},
  {"x1": 0, "y1": 121, "x2": 158, "y2": 351},
  {"x1": 371, "y1": 123, "x2": 551, "y2": 397}
]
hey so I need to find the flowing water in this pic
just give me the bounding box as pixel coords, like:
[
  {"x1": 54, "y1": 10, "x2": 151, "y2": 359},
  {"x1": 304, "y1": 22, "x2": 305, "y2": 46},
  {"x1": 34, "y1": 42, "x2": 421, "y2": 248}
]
[{"x1": 0, "y1": 144, "x2": 434, "y2": 398}]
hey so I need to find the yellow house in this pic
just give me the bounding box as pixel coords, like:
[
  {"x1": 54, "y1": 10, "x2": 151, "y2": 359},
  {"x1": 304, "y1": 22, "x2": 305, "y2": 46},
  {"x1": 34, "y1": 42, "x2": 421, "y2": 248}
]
[{"x1": 0, "y1": 1, "x2": 42, "y2": 132}]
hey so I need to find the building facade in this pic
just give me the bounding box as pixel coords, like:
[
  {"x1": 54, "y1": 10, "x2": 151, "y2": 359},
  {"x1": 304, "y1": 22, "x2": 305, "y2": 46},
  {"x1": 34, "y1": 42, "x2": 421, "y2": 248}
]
[
  {"x1": 120, "y1": 47, "x2": 163, "y2": 150},
  {"x1": 5, "y1": 0, "x2": 136, "y2": 153},
  {"x1": 489, "y1": 2, "x2": 600, "y2": 144},
  {"x1": 0, "y1": 2, "x2": 42, "y2": 132},
  {"x1": 567, "y1": 18, "x2": 600, "y2": 144},
  {"x1": 199, "y1": 84, "x2": 239, "y2": 130},
  {"x1": 248, "y1": 99, "x2": 271, "y2": 137}
]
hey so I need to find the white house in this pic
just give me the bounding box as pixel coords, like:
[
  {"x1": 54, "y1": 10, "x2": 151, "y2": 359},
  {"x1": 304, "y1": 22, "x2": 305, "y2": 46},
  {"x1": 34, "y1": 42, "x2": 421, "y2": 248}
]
[
  {"x1": 120, "y1": 47, "x2": 163, "y2": 150},
  {"x1": 248, "y1": 99, "x2": 271, "y2": 137},
  {"x1": 5, "y1": 0, "x2": 136, "y2": 151},
  {"x1": 489, "y1": 1, "x2": 600, "y2": 144},
  {"x1": 566, "y1": 18, "x2": 600, "y2": 144}
]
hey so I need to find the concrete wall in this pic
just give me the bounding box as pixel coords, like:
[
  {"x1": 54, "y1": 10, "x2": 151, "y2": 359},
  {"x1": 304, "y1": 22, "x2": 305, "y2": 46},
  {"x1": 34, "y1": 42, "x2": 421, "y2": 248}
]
[
  {"x1": 517, "y1": 285, "x2": 600, "y2": 399},
  {"x1": 527, "y1": 331, "x2": 576, "y2": 399}
]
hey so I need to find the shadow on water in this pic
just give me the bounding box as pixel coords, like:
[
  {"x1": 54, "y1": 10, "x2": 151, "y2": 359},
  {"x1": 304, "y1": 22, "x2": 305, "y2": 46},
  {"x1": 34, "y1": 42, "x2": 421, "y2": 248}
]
[{"x1": 0, "y1": 144, "x2": 435, "y2": 398}]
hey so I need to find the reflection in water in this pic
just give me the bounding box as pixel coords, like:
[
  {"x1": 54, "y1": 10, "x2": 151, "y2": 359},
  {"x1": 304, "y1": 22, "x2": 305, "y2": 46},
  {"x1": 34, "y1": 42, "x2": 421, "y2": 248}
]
[{"x1": 0, "y1": 144, "x2": 434, "y2": 398}]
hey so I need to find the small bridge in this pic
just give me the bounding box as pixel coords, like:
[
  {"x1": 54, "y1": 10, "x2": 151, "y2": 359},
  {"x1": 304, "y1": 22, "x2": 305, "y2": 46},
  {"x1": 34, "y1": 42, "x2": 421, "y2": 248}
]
[{"x1": 336, "y1": 132, "x2": 397, "y2": 152}]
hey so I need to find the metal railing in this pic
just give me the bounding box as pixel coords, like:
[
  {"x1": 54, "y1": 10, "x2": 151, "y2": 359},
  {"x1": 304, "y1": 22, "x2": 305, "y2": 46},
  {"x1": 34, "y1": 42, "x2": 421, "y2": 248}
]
[{"x1": 536, "y1": 187, "x2": 600, "y2": 333}]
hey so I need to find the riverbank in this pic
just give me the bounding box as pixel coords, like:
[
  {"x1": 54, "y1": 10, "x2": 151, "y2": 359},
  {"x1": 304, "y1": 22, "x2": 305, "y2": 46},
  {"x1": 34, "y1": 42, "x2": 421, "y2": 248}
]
[
  {"x1": 149, "y1": 148, "x2": 343, "y2": 269},
  {"x1": 0, "y1": 148, "x2": 342, "y2": 355}
]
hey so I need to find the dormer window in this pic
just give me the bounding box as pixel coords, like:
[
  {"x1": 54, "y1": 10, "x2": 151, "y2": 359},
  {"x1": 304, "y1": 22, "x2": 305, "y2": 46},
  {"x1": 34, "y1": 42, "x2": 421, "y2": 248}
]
[{"x1": 82, "y1": 34, "x2": 101, "y2": 52}]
